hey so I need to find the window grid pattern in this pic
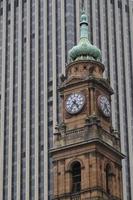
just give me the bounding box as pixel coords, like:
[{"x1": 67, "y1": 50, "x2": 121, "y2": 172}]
[
  {"x1": 110, "y1": 1, "x2": 119, "y2": 129},
  {"x1": 30, "y1": 0, "x2": 35, "y2": 199},
  {"x1": 0, "y1": 1, "x2": 3, "y2": 93},
  {"x1": 47, "y1": 0, "x2": 52, "y2": 81},
  {"x1": 95, "y1": 0, "x2": 100, "y2": 49},
  {"x1": 47, "y1": 1, "x2": 53, "y2": 169},
  {"x1": 125, "y1": 2, "x2": 133, "y2": 126},
  {"x1": 47, "y1": 2, "x2": 53, "y2": 197},
  {"x1": 86, "y1": 0, "x2": 93, "y2": 43},
  {"x1": 12, "y1": 4, "x2": 19, "y2": 200},
  {"x1": 117, "y1": 3, "x2": 132, "y2": 199},
  {"x1": 103, "y1": 0, "x2": 109, "y2": 76},
  {"x1": 65, "y1": 0, "x2": 76, "y2": 63},
  {"x1": 124, "y1": 5, "x2": 133, "y2": 199},
  {"x1": 47, "y1": 0, "x2": 53, "y2": 146},
  {"x1": 38, "y1": 0, "x2": 44, "y2": 199},
  {"x1": 56, "y1": 0, "x2": 62, "y2": 123},
  {"x1": 3, "y1": 3, "x2": 11, "y2": 200},
  {"x1": 21, "y1": 2, "x2": 27, "y2": 199}
]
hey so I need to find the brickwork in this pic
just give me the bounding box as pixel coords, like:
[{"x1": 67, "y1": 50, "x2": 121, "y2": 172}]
[{"x1": 50, "y1": 60, "x2": 124, "y2": 200}]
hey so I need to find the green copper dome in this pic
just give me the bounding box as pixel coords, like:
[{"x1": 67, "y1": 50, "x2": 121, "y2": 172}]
[{"x1": 68, "y1": 11, "x2": 101, "y2": 62}]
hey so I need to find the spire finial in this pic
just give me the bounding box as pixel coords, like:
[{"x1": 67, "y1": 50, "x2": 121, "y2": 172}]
[{"x1": 80, "y1": 9, "x2": 89, "y2": 39}]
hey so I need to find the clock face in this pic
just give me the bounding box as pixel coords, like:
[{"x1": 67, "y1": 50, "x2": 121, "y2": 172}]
[
  {"x1": 97, "y1": 95, "x2": 111, "y2": 117},
  {"x1": 65, "y1": 93, "x2": 85, "y2": 114}
]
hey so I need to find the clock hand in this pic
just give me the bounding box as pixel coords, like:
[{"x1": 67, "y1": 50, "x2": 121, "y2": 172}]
[
  {"x1": 70, "y1": 103, "x2": 74, "y2": 109},
  {"x1": 70, "y1": 100, "x2": 79, "y2": 111},
  {"x1": 73, "y1": 100, "x2": 79, "y2": 108},
  {"x1": 104, "y1": 103, "x2": 110, "y2": 112},
  {"x1": 70, "y1": 100, "x2": 76, "y2": 109},
  {"x1": 75, "y1": 102, "x2": 79, "y2": 108}
]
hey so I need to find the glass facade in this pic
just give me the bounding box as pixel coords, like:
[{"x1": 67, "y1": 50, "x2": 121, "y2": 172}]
[
  {"x1": 3, "y1": 2, "x2": 10, "y2": 199},
  {"x1": 0, "y1": 0, "x2": 133, "y2": 200},
  {"x1": 21, "y1": 2, "x2": 27, "y2": 199}
]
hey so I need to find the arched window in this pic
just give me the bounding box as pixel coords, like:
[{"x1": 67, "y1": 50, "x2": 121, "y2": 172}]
[
  {"x1": 106, "y1": 164, "x2": 113, "y2": 194},
  {"x1": 71, "y1": 161, "x2": 81, "y2": 193}
]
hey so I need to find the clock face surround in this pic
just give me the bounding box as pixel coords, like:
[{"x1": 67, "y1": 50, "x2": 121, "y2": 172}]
[
  {"x1": 65, "y1": 93, "x2": 85, "y2": 114},
  {"x1": 97, "y1": 95, "x2": 111, "y2": 117}
]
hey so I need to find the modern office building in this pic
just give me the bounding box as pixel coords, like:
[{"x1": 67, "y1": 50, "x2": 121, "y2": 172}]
[{"x1": 0, "y1": 0, "x2": 133, "y2": 200}]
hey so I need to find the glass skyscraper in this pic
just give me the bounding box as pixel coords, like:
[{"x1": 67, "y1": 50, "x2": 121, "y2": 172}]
[{"x1": 0, "y1": 0, "x2": 133, "y2": 200}]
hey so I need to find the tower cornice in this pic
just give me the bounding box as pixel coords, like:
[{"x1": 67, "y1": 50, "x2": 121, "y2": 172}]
[
  {"x1": 50, "y1": 138, "x2": 125, "y2": 162},
  {"x1": 59, "y1": 76, "x2": 114, "y2": 95}
]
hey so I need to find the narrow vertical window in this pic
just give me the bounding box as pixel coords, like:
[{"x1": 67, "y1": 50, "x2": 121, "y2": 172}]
[
  {"x1": 71, "y1": 162, "x2": 81, "y2": 193},
  {"x1": 106, "y1": 164, "x2": 112, "y2": 194}
]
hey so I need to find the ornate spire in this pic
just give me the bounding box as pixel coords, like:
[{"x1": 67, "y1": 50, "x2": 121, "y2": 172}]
[{"x1": 68, "y1": 11, "x2": 101, "y2": 63}]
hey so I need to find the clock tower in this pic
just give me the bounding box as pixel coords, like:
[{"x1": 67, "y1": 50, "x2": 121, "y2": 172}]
[{"x1": 50, "y1": 11, "x2": 124, "y2": 200}]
